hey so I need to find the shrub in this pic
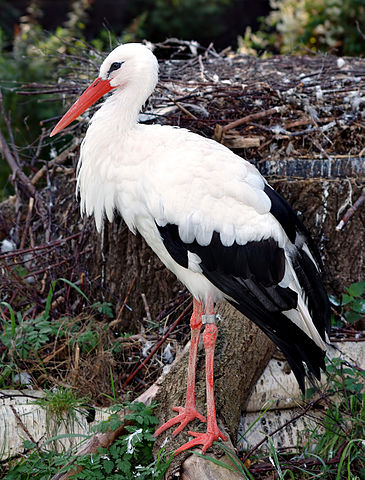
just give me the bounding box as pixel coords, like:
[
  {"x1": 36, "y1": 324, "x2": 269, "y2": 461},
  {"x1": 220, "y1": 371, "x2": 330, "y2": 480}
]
[{"x1": 240, "y1": 0, "x2": 365, "y2": 56}]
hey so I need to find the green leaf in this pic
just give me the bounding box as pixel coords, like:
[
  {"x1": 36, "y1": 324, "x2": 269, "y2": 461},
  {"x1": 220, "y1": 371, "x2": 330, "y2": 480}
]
[
  {"x1": 143, "y1": 432, "x2": 156, "y2": 442},
  {"x1": 347, "y1": 281, "x2": 365, "y2": 298},
  {"x1": 103, "y1": 459, "x2": 115, "y2": 474},
  {"x1": 117, "y1": 459, "x2": 131, "y2": 473},
  {"x1": 91, "y1": 301, "x2": 114, "y2": 318},
  {"x1": 344, "y1": 310, "x2": 362, "y2": 324},
  {"x1": 0, "y1": 302, "x2": 17, "y2": 336},
  {"x1": 350, "y1": 298, "x2": 365, "y2": 314},
  {"x1": 23, "y1": 439, "x2": 37, "y2": 450},
  {"x1": 331, "y1": 312, "x2": 342, "y2": 327},
  {"x1": 135, "y1": 414, "x2": 145, "y2": 425},
  {"x1": 341, "y1": 293, "x2": 353, "y2": 305}
]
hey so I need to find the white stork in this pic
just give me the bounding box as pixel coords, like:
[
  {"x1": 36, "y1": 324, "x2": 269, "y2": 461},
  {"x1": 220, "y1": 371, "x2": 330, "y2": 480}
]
[{"x1": 50, "y1": 43, "x2": 330, "y2": 455}]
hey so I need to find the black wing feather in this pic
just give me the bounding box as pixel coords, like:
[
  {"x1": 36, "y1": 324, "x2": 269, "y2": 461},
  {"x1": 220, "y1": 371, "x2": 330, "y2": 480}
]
[
  {"x1": 264, "y1": 184, "x2": 330, "y2": 338},
  {"x1": 264, "y1": 184, "x2": 323, "y2": 267},
  {"x1": 292, "y1": 249, "x2": 330, "y2": 340}
]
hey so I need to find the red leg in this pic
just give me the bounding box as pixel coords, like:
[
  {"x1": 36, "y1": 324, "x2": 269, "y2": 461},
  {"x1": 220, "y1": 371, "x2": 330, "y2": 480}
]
[
  {"x1": 154, "y1": 298, "x2": 206, "y2": 438},
  {"x1": 174, "y1": 303, "x2": 227, "y2": 455}
]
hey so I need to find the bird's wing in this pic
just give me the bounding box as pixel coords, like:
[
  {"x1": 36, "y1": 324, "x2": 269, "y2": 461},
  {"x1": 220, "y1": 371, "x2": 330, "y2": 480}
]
[
  {"x1": 142, "y1": 136, "x2": 330, "y2": 390},
  {"x1": 157, "y1": 222, "x2": 328, "y2": 392}
]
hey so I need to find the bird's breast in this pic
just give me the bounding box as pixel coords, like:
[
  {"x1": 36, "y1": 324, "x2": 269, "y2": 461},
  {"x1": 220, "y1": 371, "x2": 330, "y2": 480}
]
[{"x1": 76, "y1": 129, "x2": 150, "y2": 232}]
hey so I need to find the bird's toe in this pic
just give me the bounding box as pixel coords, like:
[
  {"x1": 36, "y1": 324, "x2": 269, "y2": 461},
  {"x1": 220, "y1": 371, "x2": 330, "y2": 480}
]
[
  {"x1": 174, "y1": 429, "x2": 226, "y2": 456},
  {"x1": 154, "y1": 405, "x2": 206, "y2": 438}
]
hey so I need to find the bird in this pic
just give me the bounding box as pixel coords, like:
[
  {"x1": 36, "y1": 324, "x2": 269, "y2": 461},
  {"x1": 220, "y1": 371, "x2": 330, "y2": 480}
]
[{"x1": 50, "y1": 43, "x2": 330, "y2": 455}]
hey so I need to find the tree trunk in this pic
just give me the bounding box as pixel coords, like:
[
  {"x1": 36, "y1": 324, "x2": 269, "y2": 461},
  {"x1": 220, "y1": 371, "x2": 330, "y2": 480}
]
[
  {"x1": 271, "y1": 178, "x2": 364, "y2": 295},
  {"x1": 90, "y1": 217, "x2": 183, "y2": 330}
]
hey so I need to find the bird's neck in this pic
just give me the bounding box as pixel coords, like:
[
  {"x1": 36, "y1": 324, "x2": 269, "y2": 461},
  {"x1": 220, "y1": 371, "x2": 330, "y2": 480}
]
[{"x1": 92, "y1": 87, "x2": 145, "y2": 134}]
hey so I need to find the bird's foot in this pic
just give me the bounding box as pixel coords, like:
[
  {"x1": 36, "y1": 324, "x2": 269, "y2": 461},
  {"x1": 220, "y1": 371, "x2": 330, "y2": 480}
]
[
  {"x1": 154, "y1": 406, "x2": 206, "y2": 438},
  {"x1": 174, "y1": 426, "x2": 228, "y2": 456}
]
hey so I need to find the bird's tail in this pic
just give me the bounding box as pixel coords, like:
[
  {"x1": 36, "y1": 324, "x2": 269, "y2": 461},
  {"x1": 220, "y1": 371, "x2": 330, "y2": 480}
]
[{"x1": 229, "y1": 298, "x2": 327, "y2": 393}]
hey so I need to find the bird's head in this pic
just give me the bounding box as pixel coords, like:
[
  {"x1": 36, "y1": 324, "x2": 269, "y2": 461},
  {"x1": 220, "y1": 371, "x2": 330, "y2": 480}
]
[{"x1": 50, "y1": 43, "x2": 159, "y2": 137}]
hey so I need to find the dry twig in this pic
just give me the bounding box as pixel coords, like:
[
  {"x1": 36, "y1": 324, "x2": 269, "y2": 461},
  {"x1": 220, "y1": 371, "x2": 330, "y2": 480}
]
[{"x1": 336, "y1": 187, "x2": 365, "y2": 230}]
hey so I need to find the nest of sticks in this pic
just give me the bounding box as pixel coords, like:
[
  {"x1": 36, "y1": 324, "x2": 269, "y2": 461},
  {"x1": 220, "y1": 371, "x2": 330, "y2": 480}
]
[{"x1": 0, "y1": 39, "x2": 364, "y2": 402}]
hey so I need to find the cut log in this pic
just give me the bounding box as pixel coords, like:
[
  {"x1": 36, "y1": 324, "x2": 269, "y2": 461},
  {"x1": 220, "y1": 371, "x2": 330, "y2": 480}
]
[
  {"x1": 239, "y1": 408, "x2": 325, "y2": 454},
  {"x1": 0, "y1": 390, "x2": 110, "y2": 459},
  {"x1": 245, "y1": 341, "x2": 365, "y2": 412},
  {"x1": 239, "y1": 341, "x2": 365, "y2": 453}
]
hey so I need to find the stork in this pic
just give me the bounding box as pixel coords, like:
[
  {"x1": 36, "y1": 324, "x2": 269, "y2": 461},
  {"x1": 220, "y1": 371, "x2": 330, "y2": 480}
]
[{"x1": 50, "y1": 43, "x2": 330, "y2": 455}]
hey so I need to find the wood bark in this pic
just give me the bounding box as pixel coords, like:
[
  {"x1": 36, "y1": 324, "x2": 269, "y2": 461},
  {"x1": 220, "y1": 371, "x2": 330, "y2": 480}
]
[
  {"x1": 271, "y1": 179, "x2": 364, "y2": 295},
  {"x1": 181, "y1": 454, "x2": 246, "y2": 480},
  {"x1": 90, "y1": 217, "x2": 183, "y2": 330}
]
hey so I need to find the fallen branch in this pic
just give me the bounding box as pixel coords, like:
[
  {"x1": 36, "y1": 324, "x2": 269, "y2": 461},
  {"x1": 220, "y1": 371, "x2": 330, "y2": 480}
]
[
  {"x1": 30, "y1": 140, "x2": 79, "y2": 185},
  {"x1": 50, "y1": 420, "x2": 135, "y2": 480},
  {"x1": 23, "y1": 247, "x2": 92, "y2": 279},
  {"x1": 0, "y1": 232, "x2": 84, "y2": 260},
  {"x1": 0, "y1": 131, "x2": 36, "y2": 198},
  {"x1": 10, "y1": 405, "x2": 39, "y2": 448},
  {"x1": 19, "y1": 197, "x2": 34, "y2": 250}
]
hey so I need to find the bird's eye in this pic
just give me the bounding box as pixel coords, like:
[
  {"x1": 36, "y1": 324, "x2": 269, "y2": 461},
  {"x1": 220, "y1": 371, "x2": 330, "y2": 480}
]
[{"x1": 108, "y1": 62, "x2": 123, "y2": 75}]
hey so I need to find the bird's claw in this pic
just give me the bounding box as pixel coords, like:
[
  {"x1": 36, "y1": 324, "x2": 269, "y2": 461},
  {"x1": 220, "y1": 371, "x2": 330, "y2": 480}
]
[
  {"x1": 174, "y1": 428, "x2": 228, "y2": 455},
  {"x1": 154, "y1": 405, "x2": 206, "y2": 438}
]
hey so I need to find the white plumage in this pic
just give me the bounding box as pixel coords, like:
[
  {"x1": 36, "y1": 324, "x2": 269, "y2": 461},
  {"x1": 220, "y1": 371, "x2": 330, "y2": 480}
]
[{"x1": 51, "y1": 43, "x2": 330, "y2": 455}]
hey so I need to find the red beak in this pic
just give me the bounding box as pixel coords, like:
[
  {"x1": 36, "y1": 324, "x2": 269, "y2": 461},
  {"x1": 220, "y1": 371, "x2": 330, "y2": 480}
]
[{"x1": 50, "y1": 77, "x2": 115, "y2": 137}]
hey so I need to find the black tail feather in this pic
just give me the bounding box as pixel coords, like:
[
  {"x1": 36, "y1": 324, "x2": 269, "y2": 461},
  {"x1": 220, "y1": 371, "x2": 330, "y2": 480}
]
[
  {"x1": 292, "y1": 249, "x2": 330, "y2": 341},
  {"x1": 228, "y1": 296, "x2": 326, "y2": 393}
]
